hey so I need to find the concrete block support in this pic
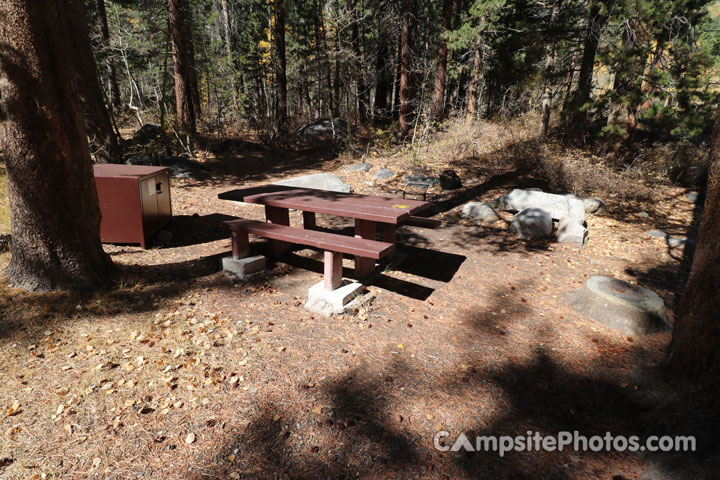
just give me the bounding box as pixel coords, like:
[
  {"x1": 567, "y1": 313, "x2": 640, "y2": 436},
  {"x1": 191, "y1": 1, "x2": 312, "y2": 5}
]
[{"x1": 222, "y1": 255, "x2": 266, "y2": 279}]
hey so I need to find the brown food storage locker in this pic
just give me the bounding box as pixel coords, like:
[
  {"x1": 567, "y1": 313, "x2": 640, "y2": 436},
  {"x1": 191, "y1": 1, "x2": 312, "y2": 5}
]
[{"x1": 93, "y1": 165, "x2": 172, "y2": 248}]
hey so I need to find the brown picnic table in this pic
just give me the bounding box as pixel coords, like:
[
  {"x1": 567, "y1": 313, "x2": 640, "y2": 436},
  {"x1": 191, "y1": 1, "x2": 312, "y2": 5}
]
[{"x1": 217, "y1": 184, "x2": 435, "y2": 279}]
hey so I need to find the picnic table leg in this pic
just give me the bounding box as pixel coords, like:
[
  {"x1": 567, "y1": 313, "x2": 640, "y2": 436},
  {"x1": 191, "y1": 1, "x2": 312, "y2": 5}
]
[
  {"x1": 231, "y1": 230, "x2": 249, "y2": 259},
  {"x1": 265, "y1": 205, "x2": 291, "y2": 254},
  {"x1": 354, "y1": 219, "x2": 377, "y2": 278},
  {"x1": 324, "y1": 251, "x2": 343, "y2": 290},
  {"x1": 302, "y1": 211, "x2": 317, "y2": 230},
  {"x1": 382, "y1": 223, "x2": 396, "y2": 244}
]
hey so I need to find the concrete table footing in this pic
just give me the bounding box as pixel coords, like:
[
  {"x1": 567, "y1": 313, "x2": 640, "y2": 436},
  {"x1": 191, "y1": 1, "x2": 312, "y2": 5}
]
[
  {"x1": 222, "y1": 255, "x2": 266, "y2": 279},
  {"x1": 304, "y1": 279, "x2": 367, "y2": 317}
]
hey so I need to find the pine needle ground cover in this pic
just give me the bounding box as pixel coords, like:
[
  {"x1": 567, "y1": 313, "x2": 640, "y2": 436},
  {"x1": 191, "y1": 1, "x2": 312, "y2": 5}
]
[{"x1": 0, "y1": 122, "x2": 703, "y2": 479}]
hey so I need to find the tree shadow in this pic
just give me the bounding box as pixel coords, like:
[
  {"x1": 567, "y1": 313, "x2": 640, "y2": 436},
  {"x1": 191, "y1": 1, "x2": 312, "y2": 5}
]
[{"x1": 185, "y1": 282, "x2": 712, "y2": 479}]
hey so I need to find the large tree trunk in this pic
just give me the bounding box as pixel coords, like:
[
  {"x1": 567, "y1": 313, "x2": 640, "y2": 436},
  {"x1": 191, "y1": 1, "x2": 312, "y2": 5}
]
[
  {"x1": 374, "y1": 39, "x2": 389, "y2": 123},
  {"x1": 465, "y1": 34, "x2": 483, "y2": 122},
  {"x1": 606, "y1": 22, "x2": 639, "y2": 133},
  {"x1": 539, "y1": 1, "x2": 561, "y2": 137},
  {"x1": 167, "y1": 0, "x2": 199, "y2": 133},
  {"x1": 668, "y1": 103, "x2": 720, "y2": 380},
  {"x1": 564, "y1": 0, "x2": 606, "y2": 140},
  {"x1": 431, "y1": 0, "x2": 453, "y2": 121},
  {"x1": 0, "y1": 0, "x2": 113, "y2": 291},
  {"x1": 272, "y1": 0, "x2": 287, "y2": 133},
  {"x1": 398, "y1": 0, "x2": 413, "y2": 135},
  {"x1": 68, "y1": 0, "x2": 122, "y2": 164},
  {"x1": 97, "y1": 0, "x2": 122, "y2": 109},
  {"x1": 351, "y1": 3, "x2": 367, "y2": 123}
]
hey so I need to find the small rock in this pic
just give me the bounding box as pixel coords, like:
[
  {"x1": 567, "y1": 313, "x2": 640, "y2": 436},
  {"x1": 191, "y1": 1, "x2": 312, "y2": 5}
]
[
  {"x1": 403, "y1": 173, "x2": 439, "y2": 188},
  {"x1": 509, "y1": 208, "x2": 553, "y2": 239},
  {"x1": 667, "y1": 237, "x2": 695, "y2": 248},
  {"x1": 646, "y1": 230, "x2": 667, "y2": 238},
  {"x1": 185, "y1": 432, "x2": 196, "y2": 444},
  {"x1": 439, "y1": 169, "x2": 462, "y2": 190},
  {"x1": 582, "y1": 196, "x2": 609, "y2": 215},
  {"x1": 686, "y1": 191, "x2": 701, "y2": 204},
  {"x1": 345, "y1": 163, "x2": 372, "y2": 172},
  {"x1": 461, "y1": 202, "x2": 501, "y2": 223},
  {"x1": 556, "y1": 216, "x2": 588, "y2": 246},
  {"x1": 526, "y1": 187, "x2": 543, "y2": 192},
  {"x1": 373, "y1": 169, "x2": 394, "y2": 180},
  {"x1": 638, "y1": 211, "x2": 650, "y2": 219}
]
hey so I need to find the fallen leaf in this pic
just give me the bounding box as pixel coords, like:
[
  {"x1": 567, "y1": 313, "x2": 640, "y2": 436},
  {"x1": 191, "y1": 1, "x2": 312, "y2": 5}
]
[{"x1": 5, "y1": 401, "x2": 21, "y2": 418}]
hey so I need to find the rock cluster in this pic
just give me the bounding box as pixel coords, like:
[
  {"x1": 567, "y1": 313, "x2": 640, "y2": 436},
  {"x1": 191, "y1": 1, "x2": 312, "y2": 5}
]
[{"x1": 463, "y1": 188, "x2": 611, "y2": 246}]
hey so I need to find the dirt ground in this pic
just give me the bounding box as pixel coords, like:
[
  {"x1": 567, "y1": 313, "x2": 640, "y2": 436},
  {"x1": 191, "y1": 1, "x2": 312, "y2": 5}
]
[{"x1": 0, "y1": 130, "x2": 702, "y2": 479}]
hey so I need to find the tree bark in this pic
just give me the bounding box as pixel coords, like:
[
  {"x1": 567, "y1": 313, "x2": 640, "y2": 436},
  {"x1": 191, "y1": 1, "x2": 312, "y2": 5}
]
[
  {"x1": 167, "y1": 0, "x2": 199, "y2": 133},
  {"x1": 97, "y1": 0, "x2": 122, "y2": 109},
  {"x1": 399, "y1": 0, "x2": 413, "y2": 135},
  {"x1": 669, "y1": 104, "x2": 720, "y2": 381},
  {"x1": 465, "y1": 33, "x2": 483, "y2": 122},
  {"x1": 431, "y1": 0, "x2": 453, "y2": 121},
  {"x1": 606, "y1": 22, "x2": 638, "y2": 133},
  {"x1": 374, "y1": 39, "x2": 389, "y2": 123},
  {"x1": 668, "y1": 103, "x2": 720, "y2": 380},
  {"x1": 68, "y1": 0, "x2": 122, "y2": 164},
  {"x1": 0, "y1": 0, "x2": 113, "y2": 291},
  {"x1": 272, "y1": 0, "x2": 287, "y2": 133},
  {"x1": 565, "y1": 0, "x2": 606, "y2": 139},
  {"x1": 351, "y1": 3, "x2": 367, "y2": 123},
  {"x1": 539, "y1": 1, "x2": 562, "y2": 137}
]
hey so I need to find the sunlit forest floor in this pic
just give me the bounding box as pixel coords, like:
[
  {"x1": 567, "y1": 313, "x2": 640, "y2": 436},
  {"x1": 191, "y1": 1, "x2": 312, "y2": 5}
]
[{"x1": 0, "y1": 118, "x2": 708, "y2": 479}]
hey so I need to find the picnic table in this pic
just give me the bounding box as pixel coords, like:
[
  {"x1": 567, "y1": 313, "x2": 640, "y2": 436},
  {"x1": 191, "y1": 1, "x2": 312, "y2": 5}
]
[{"x1": 217, "y1": 184, "x2": 435, "y2": 280}]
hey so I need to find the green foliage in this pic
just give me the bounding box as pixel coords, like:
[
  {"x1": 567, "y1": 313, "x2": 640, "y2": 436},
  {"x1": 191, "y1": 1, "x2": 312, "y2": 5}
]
[{"x1": 87, "y1": 0, "x2": 720, "y2": 144}]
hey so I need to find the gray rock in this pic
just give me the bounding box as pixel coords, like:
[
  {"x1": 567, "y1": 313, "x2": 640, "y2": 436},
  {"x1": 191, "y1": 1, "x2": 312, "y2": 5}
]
[
  {"x1": 667, "y1": 236, "x2": 695, "y2": 248},
  {"x1": 461, "y1": 202, "x2": 502, "y2": 223},
  {"x1": 274, "y1": 173, "x2": 352, "y2": 193},
  {"x1": 556, "y1": 216, "x2": 588, "y2": 246},
  {"x1": 508, "y1": 208, "x2": 553, "y2": 239},
  {"x1": 582, "y1": 196, "x2": 609, "y2": 215},
  {"x1": 498, "y1": 189, "x2": 586, "y2": 224},
  {"x1": 487, "y1": 197, "x2": 504, "y2": 209},
  {"x1": 638, "y1": 211, "x2": 650, "y2": 219},
  {"x1": 373, "y1": 169, "x2": 394, "y2": 180},
  {"x1": 527, "y1": 187, "x2": 543, "y2": 192},
  {"x1": 345, "y1": 163, "x2": 372, "y2": 172},
  {"x1": 132, "y1": 123, "x2": 163, "y2": 145},
  {"x1": 0, "y1": 233, "x2": 10, "y2": 253},
  {"x1": 403, "y1": 173, "x2": 439, "y2": 188},
  {"x1": 439, "y1": 169, "x2": 462, "y2": 190},
  {"x1": 566, "y1": 276, "x2": 669, "y2": 335},
  {"x1": 646, "y1": 229, "x2": 668, "y2": 238},
  {"x1": 686, "y1": 191, "x2": 700, "y2": 204},
  {"x1": 296, "y1": 118, "x2": 348, "y2": 140}
]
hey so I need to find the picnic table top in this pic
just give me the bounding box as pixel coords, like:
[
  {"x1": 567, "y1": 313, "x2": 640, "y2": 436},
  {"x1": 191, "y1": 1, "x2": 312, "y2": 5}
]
[{"x1": 218, "y1": 184, "x2": 430, "y2": 224}]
